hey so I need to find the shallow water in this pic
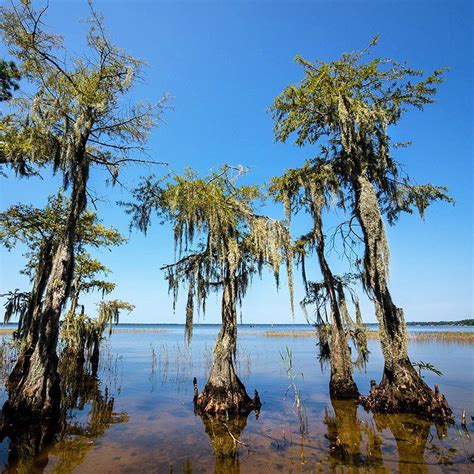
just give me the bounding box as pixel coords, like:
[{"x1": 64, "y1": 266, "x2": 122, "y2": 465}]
[{"x1": 0, "y1": 324, "x2": 473, "y2": 473}]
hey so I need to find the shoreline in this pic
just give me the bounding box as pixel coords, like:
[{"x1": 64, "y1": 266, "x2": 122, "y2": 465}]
[{"x1": 1, "y1": 327, "x2": 473, "y2": 342}]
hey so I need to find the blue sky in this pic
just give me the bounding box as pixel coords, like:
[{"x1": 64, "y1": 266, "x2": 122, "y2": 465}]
[{"x1": 0, "y1": 0, "x2": 472, "y2": 324}]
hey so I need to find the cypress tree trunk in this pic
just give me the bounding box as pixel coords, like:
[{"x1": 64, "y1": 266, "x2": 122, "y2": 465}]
[
  {"x1": 353, "y1": 174, "x2": 452, "y2": 422},
  {"x1": 195, "y1": 276, "x2": 259, "y2": 414},
  {"x1": 4, "y1": 135, "x2": 90, "y2": 420},
  {"x1": 15, "y1": 238, "x2": 54, "y2": 343},
  {"x1": 8, "y1": 239, "x2": 54, "y2": 392},
  {"x1": 313, "y1": 207, "x2": 359, "y2": 399}
]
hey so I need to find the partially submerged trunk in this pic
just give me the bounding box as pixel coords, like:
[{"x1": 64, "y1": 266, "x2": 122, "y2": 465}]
[
  {"x1": 4, "y1": 241, "x2": 73, "y2": 419},
  {"x1": 7, "y1": 239, "x2": 54, "y2": 392},
  {"x1": 313, "y1": 204, "x2": 359, "y2": 399},
  {"x1": 195, "y1": 276, "x2": 260, "y2": 415},
  {"x1": 4, "y1": 138, "x2": 90, "y2": 421},
  {"x1": 0, "y1": 416, "x2": 59, "y2": 473},
  {"x1": 354, "y1": 174, "x2": 452, "y2": 422},
  {"x1": 329, "y1": 325, "x2": 359, "y2": 400}
]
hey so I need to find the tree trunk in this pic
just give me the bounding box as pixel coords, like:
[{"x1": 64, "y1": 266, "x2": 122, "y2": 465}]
[
  {"x1": 313, "y1": 205, "x2": 359, "y2": 399},
  {"x1": 329, "y1": 325, "x2": 359, "y2": 399},
  {"x1": 195, "y1": 276, "x2": 259, "y2": 415},
  {"x1": 15, "y1": 238, "x2": 54, "y2": 343},
  {"x1": 353, "y1": 173, "x2": 452, "y2": 422},
  {"x1": 7, "y1": 239, "x2": 54, "y2": 393},
  {"x1": 4, "y1": 137, "x2": 90, "y2": 421},
  {"x1": 4, "y1": 241, "x2": 72, "y2": 419}
]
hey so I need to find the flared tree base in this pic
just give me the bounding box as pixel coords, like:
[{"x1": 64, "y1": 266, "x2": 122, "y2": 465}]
[
  {"x1": 194, "y1": 378, "x2": 261, "y2": 416},
  {"x1": 329, "y1": 376, "x2": 360, "y2": 400},
  {"x1": 362, "y1": 370, "x2": 453, "y2": 423},
  {"x1": 3, "y1": 351, "x2": 61, "y2": 423}
]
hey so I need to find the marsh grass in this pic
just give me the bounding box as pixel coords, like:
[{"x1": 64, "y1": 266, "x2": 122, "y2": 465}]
[
  {"x1": 154, "y1": 342, "x2": 193, "y2": 390},
  {"x1": 280, "y1": 346, "x2": 308, "y2": 436},
  {"x1": 262, "y1": 330, "x2": 474, "y2": 342},
  {"x1": 112, "y1": 328, "x2": 169, "y2": 334}
]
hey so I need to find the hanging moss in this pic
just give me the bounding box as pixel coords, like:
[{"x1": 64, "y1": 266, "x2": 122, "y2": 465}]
[
  {"x1": 126, "y1": 166, "x2": 293, "y2": 413},
  {"x1": 270, "y1": 39, "x2": 454, "y2": 421}
]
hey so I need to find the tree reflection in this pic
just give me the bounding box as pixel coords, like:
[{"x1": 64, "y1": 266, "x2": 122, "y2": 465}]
[
  {"x1": 373, "y1": 413, "x2": 454, "y2": 472},
  {"x1": 0, "y1": 366, "x2": 128, "y2": 473},
  {"x1": 197, "y1": 410, "x2": 253, "y2": 474},
  {"x1": 323, "y1": 400, "x2": 460, "y2": 472},
  {"x1": 324, "y1": 399, "x2": 385, "y2": 471}
]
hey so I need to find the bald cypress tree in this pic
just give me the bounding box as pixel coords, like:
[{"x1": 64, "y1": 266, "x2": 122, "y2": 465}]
[
  {"x1": 270, "y1": 162, "x2": 362, "y2": 399},
  {"x1": 0, "y1": 0, "x2": 166, "y2": 419},
  {"x1": 271, "y1": 38, "x2": 453, "y2": 421},
  {"x1": 0, "y1": 194, "x2": 128, "y2": 401},
  {"x1": 126, "y1": 166, "x2": 294, "y2": 414}
]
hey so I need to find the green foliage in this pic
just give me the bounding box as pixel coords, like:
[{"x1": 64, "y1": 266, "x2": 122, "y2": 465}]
[
  {"x1": 0, "y1": 58, "x2": 20, "y2": 101},
  {"x1": 0, "y1": 0, "x2": 167, "y2": 181},
  {"x1": 126, "y1": 165, "x2": 294, "y2": 338},
  {"x1": 1, "y1": 289, "x2": 29, "y2": 325},
  {"x1": 97, "y1": 299, "x2": 134, "y2": 336},
  {"x1": 413, "y1": 361, "x2": 443, "y2": 378},
  {"x1": 74, "y1": 252, "x2": 116, "y2": 297},
  {"x1": 0, "y1": 191, "x2": 124, "y2": 329},
  {"x1": 0, "y1": 191, "x2": 124, "y2": 276},
  {"x1": 62, "y1": 299, "x2": 134, "y2": 361},
  {"x1": 271, "y1": 38, "x2": 452, "y2": 223}
]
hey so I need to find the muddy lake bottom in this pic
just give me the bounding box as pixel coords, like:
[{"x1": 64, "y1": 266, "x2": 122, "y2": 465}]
[{"x1": 0, "y1": 324, "x2": 473, "y2": 473}]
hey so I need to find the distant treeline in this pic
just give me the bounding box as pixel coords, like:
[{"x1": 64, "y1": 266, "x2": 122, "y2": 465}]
[{"x1": 405, "y1": 319, "x2": 474, "y2": 326}]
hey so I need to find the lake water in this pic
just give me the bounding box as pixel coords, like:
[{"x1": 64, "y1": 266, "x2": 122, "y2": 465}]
[{"x1": 0, "y1": 324, "x2": 473, "y2": 472}]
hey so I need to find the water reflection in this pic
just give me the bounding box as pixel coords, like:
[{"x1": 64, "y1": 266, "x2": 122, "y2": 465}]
[
  {"x1": 0, "y1": 330, "x2": 472, "y2": 472},
  {"x1": 197, "y1": 410, "x2": 253, "y2": 474},
  {"x1": 324, "y1": 399, "x2": 385, "y2": 471},
  {"x1": 373, "y1": 413, "x2": 457, "y2": 472},
  {"x1": 322, "y1": 399, "x2": 463, "y2": 473},
  {"x1": 0, "y1": 368, "x2": 128, "y2": 473}
]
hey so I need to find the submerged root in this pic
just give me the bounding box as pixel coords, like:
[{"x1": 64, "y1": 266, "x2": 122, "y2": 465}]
[
  {"x1": 362, "y1": 366, "x2": 453, "y2": 423},
  {"x1": 194, "y1": 378, "x2": 261, "y2": 416}
]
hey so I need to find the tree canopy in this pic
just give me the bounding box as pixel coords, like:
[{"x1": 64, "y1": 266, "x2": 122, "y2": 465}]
[{"x1": 126, "y1": 165, "x2": 294, "y2": 342}]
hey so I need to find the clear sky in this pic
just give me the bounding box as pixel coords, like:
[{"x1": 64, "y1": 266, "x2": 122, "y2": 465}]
[{"x1": 0, "y1": 0, "x2": 472, "y2": 324}]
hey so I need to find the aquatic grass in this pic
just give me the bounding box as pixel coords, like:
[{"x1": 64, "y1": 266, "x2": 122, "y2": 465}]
[
  {"x1": 112, "y1": 328, "x2": 169, "y2": 334},
  {"x1": 262, "y1": 330, "x2": 474, "y2": 342},
  {"x1": 280, "y1": 346, "x2": 308, "y2": 436},
  {"x1": 409, "y1": 332, "x2": 474, "y2": 343}
]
